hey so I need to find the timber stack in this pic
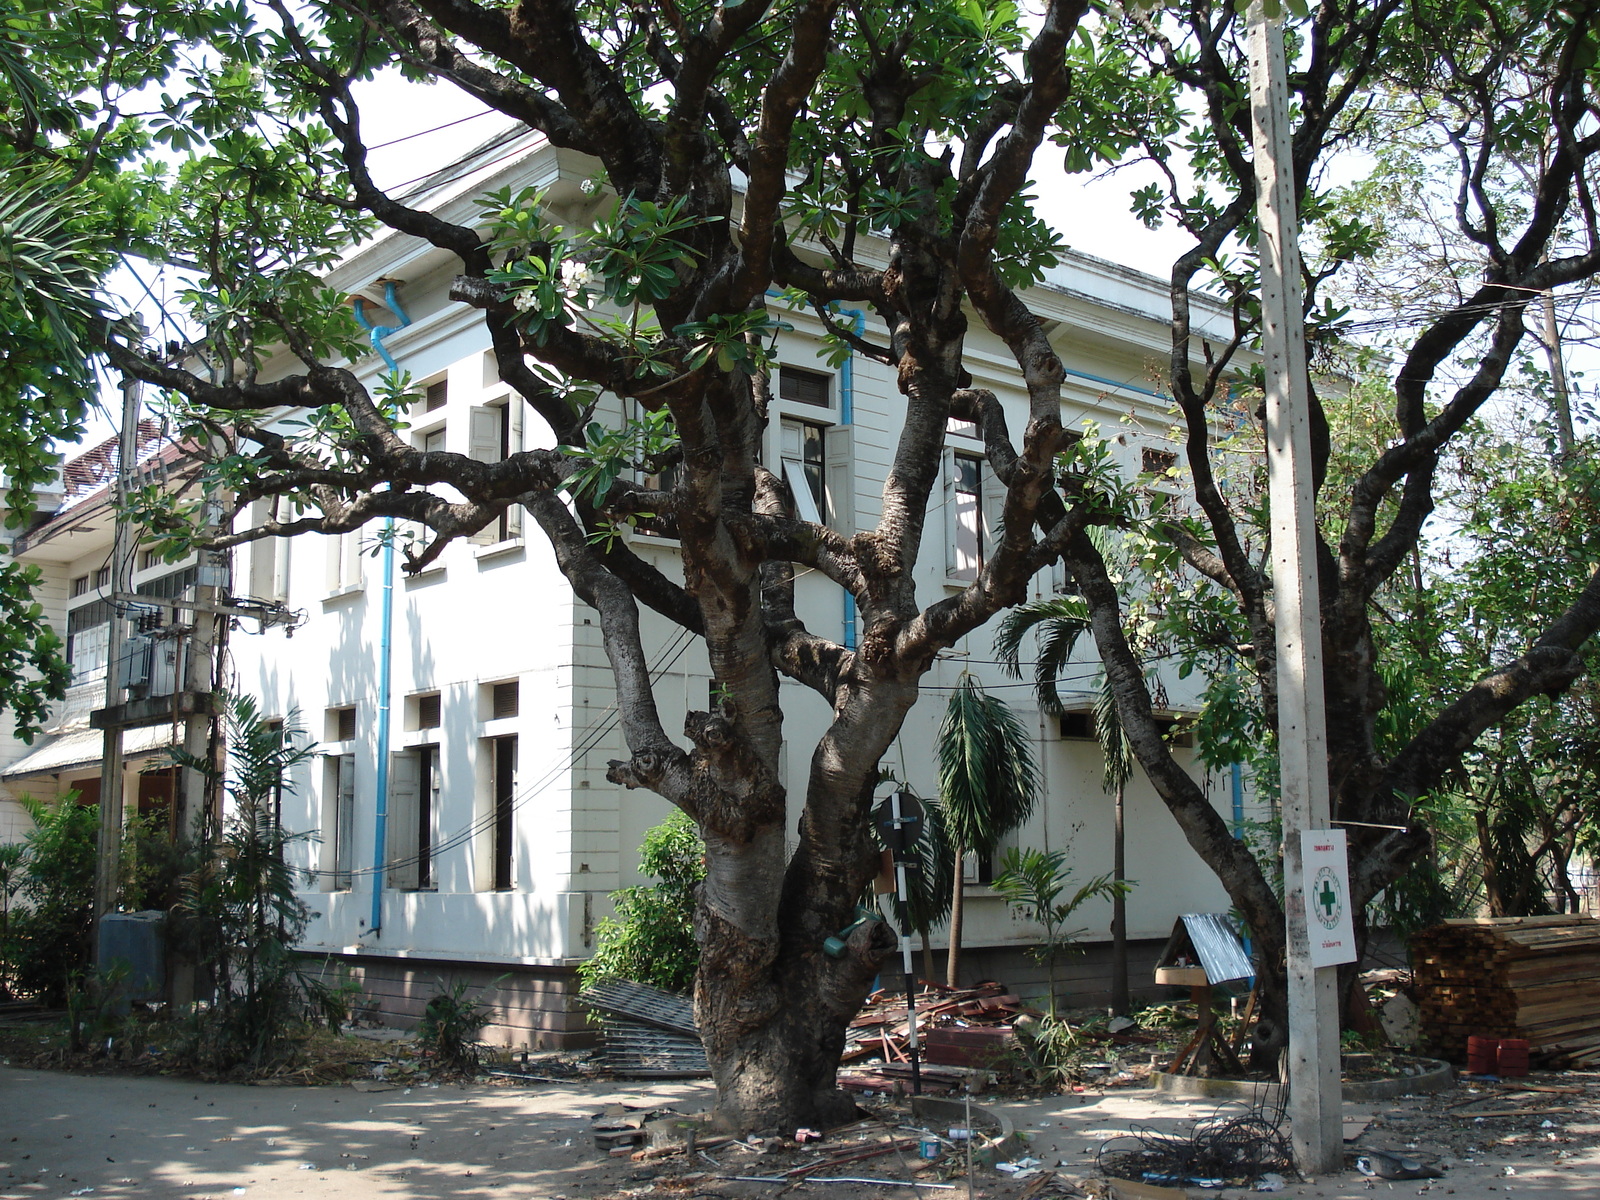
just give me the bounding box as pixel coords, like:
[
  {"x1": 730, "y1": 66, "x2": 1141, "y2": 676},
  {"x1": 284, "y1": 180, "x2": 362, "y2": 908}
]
[{"x1": 1411, "y1": 915, "x2": 1600, "y2": 1067}]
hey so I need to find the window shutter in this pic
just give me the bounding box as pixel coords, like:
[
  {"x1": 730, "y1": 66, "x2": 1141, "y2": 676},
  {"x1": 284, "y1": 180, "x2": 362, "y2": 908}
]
[
  {"x1": 326, "y1": 530, "x2": 362, "y2": 590},
  {"x1": 469, "y1": 406, "x2": 502, "y2": 544},
  {"x1": 1049, "y1": 554, "x2": 1070, "y2": 594},
  {"x1": 942, "y1": 448, "x2": 960, "y2": 578},
  {"x1": 506, "y1": 399, "x2": 524, "y2": 539},
  {"x1": 492, "y1": 680, "x2": 520, "y2": 719},
  {"x1": 325, "y1": 532, "x2": 341, "y2": 591},
  {"x1": 982, "y1": 460, "x2": 1007, "y2": 564},
  {"x1": 387, "y1": 751, "x2": 421, "y2": 890},
  {"x1": 416, "y1": 693, "x2": 441, "y2": 729},
  {"x1": 334, "y1": 753, "x2": 356, "y2": 889},
  {"x1": 468, "y1": 406, "x2": 501, "y2": 463},
  {"x1": 824, "y1": 424, "x2": 853, "y2": 533},
  {"x1": 778, "y1": 366, "x2": 830, "y2": 407}
]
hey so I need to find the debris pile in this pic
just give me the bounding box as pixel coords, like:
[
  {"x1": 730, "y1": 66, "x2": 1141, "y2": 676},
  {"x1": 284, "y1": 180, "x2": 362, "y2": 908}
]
[
  {"x1": 1411, "y1": 915, "x2": 1600, "y2": 1067},
  {"x1": 1094, "y1": 1095, "x2": 1295, "y2": 1189},
  {"x1": 589, "y1": 1106, "x2": 1017, "y2": 1191},
  {"x1": 837, "y1": 981, "x2": 1029, "y2": 1094}
]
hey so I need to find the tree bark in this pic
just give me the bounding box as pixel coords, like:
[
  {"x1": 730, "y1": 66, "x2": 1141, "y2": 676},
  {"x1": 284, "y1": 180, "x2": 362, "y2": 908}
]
[{"x1": 946, "y1": 846, "x2": 967, "y2": 989}]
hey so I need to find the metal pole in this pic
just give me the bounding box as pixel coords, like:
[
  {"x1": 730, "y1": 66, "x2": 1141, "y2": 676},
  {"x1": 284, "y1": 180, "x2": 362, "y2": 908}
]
[
  {"x1": 91, "y1": 375, "x2": 142, "y2": 956},
  {"x1": 1247, "y1": 2, "x2": 1341, "y2": 1174},
  {"x1": 890, "y1": 790, "x2": 921, "y2": 1095}
]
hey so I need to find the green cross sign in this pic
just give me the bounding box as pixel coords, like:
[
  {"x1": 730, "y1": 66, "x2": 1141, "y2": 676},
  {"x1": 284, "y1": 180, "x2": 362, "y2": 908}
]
[{"x1": 1318, "y1": 878, "x2": 1339, "y2": 920}]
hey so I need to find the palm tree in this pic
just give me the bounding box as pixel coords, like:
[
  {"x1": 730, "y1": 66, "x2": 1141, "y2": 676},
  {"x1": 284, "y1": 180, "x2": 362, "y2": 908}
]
[
  {"x1": 994, "y1": 594, "x2": 1139, "y2": 1013},
  {"x1": 1095, "y1": 684, "x2": 1135, "y2": 1014},
  {"x1": 937, "y1": 675, "x2": 1040, "y2": 988}
]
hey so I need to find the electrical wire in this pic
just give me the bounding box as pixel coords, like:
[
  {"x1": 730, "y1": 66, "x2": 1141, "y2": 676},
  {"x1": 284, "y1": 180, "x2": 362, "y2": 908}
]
[{"x1": 301, "y1": 622, "x2": 696, "y2": 880}]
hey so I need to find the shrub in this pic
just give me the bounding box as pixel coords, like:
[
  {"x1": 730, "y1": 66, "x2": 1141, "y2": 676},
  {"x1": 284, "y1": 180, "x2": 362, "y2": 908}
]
[
  {"x1": 11, "y1": 794, "x2": 98, "y2": 1005},
  {"x1": 580, "y1": 811, "x2": 704, "y2": 994},
  {"x1": 417, "y1": 977, "x2": 498, "y2": 1075},
  {"x1": 170, "y1": 696, "x2": 328, "y2": 1071}
]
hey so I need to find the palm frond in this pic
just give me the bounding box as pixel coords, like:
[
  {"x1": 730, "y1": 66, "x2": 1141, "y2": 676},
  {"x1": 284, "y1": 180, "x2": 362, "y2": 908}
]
[
  {"x1": 938, "y1": 676, "x2": 1040, "y2": 856},
  {"x1": 1094, "y1": 681, "x2": 1134, "y2": 793}
]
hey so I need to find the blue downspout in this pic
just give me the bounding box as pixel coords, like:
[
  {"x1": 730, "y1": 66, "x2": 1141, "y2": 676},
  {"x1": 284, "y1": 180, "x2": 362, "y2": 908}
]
[
  {"x1": 352, "y1": 280, "x2": 411, "y2": 937},
  {"x1": 369, "y1": 537, "x2": 396, "y2": 937},
  {"x1": 352, "y1": 280, "x2": 410, "y2": 374},
  {"x1": 838, "y1": 308, "x2": 864, "y2": 650}
]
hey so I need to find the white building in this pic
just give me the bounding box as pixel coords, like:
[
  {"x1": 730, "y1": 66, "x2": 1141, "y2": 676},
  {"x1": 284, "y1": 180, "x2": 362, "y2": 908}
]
[{"x1": 2, "y1": 141, "x2": 1251, "y2": 1045}]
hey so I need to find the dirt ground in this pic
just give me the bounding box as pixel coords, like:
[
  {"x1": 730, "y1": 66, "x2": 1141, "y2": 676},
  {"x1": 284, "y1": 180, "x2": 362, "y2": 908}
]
[{"x1": 3, "y1": 1063, "x2": 1599, "y2": 1200}]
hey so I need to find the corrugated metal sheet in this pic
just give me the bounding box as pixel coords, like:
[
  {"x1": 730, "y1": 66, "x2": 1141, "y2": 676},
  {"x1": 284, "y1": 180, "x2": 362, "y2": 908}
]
[
  {"x1": 580, "y1": 980, "x2": 709, "y2": 1079},
  {"x1": 1179, "y1": 913, "x2": 1254, "y2": 985},
  {"x1": 580, "y1": 979, "x2": 698, "y2": 1037},
  {"x1": 1, "y1": 723, "x2": 175, "y2": 779},
  {"x1": 1158, "y1": 913, "x2": 1254, "y2": 986}
]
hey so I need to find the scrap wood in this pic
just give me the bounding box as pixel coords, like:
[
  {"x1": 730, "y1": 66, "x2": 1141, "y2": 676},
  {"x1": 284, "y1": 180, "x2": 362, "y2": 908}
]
[
  {"x1": 1106, "y1": 1180, "x2": 1189, "y2": 1200},
  {"x1": 1450, "y1": 1105, "x2": 1574, "y2": 1119},
  {"x1": 785, "y1": 1136, "x2": 921, "y2": 1176},
  {"x1": 631, "y1": 1134, "x2": 735, "y2": 1161}
]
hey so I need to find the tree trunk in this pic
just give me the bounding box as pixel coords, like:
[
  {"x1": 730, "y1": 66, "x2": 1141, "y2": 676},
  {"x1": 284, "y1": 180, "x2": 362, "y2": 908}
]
[
  {"x1": 1111, "y1": 781, "x2": 1128, "y2": 1015},
  {"x1": 1247, "y1": 937, "x2": 1290, "y2": 1074},
  {"x1": 696, "y1": 894, "x2": 894, "y2": 1132},
  {"x1": 946, "y1": 845, "x2": 967, "y2": 988}
]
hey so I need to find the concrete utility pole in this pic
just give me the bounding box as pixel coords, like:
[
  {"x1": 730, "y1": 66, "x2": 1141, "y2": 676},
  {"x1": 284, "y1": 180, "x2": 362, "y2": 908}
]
[
  {"x1": 91, "y1": 375, "x2": 142, "y2": 948},
  {"x1": 1247, "y1": 2, "x2": 1342, "y2": 1175}
]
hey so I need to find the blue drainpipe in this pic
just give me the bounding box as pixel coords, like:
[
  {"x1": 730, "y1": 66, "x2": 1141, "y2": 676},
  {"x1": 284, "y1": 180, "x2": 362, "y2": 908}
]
[{"x1": 351, "y1": 280, "x2": 411, "y2": 938}]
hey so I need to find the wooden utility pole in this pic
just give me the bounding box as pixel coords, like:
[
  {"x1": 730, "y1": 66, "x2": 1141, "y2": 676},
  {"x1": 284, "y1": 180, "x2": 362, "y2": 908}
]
[
  {"x1": 1247, "y1": 2, "x2": 1342, "y2": 1174},
  {"x1": 91, "y1": 375, "x2": 142, "y2": 950}
]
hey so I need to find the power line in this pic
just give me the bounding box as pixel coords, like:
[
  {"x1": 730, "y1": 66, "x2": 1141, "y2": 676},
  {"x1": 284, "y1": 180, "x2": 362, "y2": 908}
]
[{"x1": 303, "y1": 623, "x2": 696, "y2": 880}]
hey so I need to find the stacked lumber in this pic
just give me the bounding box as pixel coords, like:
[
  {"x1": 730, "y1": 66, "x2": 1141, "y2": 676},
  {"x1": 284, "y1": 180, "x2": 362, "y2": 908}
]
[{"x1": 1411, "y1": 916, "x2": 1600, "y2": 1066}]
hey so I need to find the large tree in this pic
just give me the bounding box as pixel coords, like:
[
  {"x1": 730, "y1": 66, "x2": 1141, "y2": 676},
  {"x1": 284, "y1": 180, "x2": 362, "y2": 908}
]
[{"x1": 79, "y1": 0, "x2": 1600, "y2": 1127}]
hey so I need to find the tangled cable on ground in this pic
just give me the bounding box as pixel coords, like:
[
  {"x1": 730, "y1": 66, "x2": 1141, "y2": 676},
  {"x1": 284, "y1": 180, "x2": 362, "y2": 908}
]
[{"x1": 1096, "y1": 1088, "x2": 1296, "y2": 1186}]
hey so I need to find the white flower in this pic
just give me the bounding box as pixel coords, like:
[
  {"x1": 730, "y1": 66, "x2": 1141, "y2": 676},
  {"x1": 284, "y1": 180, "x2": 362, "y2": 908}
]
[
  {"x1": 559, "y1": 260, "x2": 594, "y2": 298},
  {"x1": 511, "y1": 288, "x2": 538, "y2": 313}
]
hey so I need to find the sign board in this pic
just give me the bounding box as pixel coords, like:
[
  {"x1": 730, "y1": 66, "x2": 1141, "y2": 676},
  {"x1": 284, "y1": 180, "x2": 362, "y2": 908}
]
[
  {"x1": 872, "y1": 791, "x2": 925, "y2": 856},
  {"x1": 1301, "y1": 828, "x2": 1358, "y2": 967}
]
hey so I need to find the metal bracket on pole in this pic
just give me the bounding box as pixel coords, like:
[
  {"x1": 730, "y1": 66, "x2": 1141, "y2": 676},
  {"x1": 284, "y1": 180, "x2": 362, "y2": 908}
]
[{"x1": 1247, "y1": 1, "x2": 1342, "y2": 1175}]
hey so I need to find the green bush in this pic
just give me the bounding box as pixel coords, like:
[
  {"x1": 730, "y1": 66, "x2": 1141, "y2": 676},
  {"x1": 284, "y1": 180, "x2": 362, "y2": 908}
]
[
  {"x1": 11, "y1": 794, "x2": 98, "y2": 1005},
  {"x1": 580, "y1": 811, "x2": 704, "y2": 994}
]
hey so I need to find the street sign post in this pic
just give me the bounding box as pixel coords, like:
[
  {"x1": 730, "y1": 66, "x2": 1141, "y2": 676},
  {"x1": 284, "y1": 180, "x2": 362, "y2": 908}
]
[{"x1": 875, "y1": 789, "x2": 925, "y2": 1094}]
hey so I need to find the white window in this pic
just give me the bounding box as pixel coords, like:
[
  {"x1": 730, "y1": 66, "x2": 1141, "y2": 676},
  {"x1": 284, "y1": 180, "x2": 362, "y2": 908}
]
[
  {"x1": 246, "y1": 499, "x2": 291, "y2": 602},
  {"x1": 944, "y1": 450, "x2": 1003, "y2": 583},
  {"x1": 469, "y1": 399, "x2": 524, "y2": 544},
  {"x1": 780, "y1": 418, "x2": 826, "y2": 524},
  {"x1": 325, "y1": 529, "x2": 363, "y2": 592},
  {"x1": 387, "y1": 745, "x2": 439, "y2": 890},
  {"x1": 67, "y1": 615, "x2": 110, "y2": 684},
  {"x1": 485, "y1": 735, "x2": 517, "y2": 891},
  {"x1": 324, "y1": 753, "x2": 356, "y2": 890}
]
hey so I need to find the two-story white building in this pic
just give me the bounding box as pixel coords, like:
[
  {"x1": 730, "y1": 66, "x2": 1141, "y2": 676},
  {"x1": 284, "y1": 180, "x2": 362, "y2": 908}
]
[{"x1": 2, "y1": 138, "x2": 1253, "y2": 1046}]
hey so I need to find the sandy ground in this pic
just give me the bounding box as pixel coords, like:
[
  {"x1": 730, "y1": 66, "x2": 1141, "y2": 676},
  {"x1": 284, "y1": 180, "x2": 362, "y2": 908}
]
[{"x1": 2, "y1": 1065, "x2": 1598, "y2": 1200}]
